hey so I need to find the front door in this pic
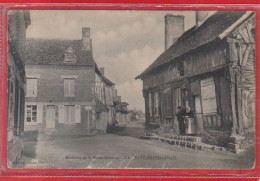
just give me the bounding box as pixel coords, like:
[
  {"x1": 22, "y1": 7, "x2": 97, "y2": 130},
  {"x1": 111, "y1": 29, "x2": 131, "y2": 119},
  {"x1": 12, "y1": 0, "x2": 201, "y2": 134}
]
[
  {"x1": 194, "y1": 96, "x2": 203, "y2": 133},
  {"x1": 46, "y1": 106, "x2": 56, "y2": 129}
]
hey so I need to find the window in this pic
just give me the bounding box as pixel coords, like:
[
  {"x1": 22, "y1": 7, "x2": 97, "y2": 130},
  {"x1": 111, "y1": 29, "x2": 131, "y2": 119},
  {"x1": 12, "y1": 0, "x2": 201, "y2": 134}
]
[
  {"x1": 26, "y1": 105, "x2": 37, "y2": 124},
  {"x1": 64, "y1": 47, "x2": 76, "y2": 63},
  {"x1": 64, "y1": 79, "x2": 75, "y2": 97},
  {"x1": 200, "y1": 77, "x2": 217, "y2": 114},
  {"x1": 26, "y1": 78, "x2": 37, "y2": 97}
]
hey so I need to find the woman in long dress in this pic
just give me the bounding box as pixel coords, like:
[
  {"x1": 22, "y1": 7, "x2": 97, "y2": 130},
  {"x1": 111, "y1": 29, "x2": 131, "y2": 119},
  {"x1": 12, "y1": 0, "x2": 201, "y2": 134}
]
[{"x1": 184, "y1": 107, "x2": 194, "y2": 134}]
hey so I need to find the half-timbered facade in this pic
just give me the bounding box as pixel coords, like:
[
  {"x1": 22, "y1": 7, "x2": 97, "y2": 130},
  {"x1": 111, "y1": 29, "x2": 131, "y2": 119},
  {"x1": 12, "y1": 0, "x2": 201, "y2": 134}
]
[{"x1": 136, "y1": 11, "x2": 255, "y2": 147}]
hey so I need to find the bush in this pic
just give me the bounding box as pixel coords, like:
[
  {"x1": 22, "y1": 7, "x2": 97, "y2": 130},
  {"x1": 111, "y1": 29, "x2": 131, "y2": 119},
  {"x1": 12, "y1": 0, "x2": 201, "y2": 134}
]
[{"x1": 200, "y1": 129, "x2": 232, "y2": 147}]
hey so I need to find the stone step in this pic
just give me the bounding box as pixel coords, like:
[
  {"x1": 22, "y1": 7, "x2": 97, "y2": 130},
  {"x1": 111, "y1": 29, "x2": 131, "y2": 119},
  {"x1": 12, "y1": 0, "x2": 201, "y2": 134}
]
[
  {"x1": 143, "y1": 134, "x2": 226, "y2": 152},
  {"x1": 145, "y1": 132, "x2": 201, "y2": 142},
  {"x1": 161, "y1": 133, "x2": 202, "y2": 143}
]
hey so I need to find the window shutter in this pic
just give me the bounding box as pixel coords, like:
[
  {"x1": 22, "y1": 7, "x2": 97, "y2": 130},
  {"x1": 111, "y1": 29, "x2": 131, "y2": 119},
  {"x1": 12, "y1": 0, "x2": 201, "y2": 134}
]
[
  {"x1": 33, "y1": 79, "x2": 37, "y2": 96},
  {"x1": 64, "y1": 79, "x2": 69, "y2": 96},
  {"x1": 37, "y1": 105, "x2": 43, "y2": 123},
  {"x1": 70, "y1": 79, "x2": 75, "y2": 96},
  {"x1": 26, "y1": 79, "x2": 33, "y2": 96},
  {"x1": 26, "y1": 79, "x2": 37, "y2": 97},
  {"x1": 19, "y1": 88, "x2": 25, "y2": 133},
  {"x1": 200, "y1": 77, "x2": 217, "y2": 114},
  {"x1": 75, "y1": 105, "x2": 81, "y2": 123},
  {"x1": 58, "y1": 105, "x2": 64, "y2": 123}
]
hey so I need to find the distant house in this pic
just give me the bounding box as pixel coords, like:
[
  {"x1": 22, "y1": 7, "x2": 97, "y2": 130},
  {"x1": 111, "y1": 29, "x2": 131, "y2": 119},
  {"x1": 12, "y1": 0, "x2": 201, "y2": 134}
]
[
  {"x1": 136, "y1": 11, "x2": 255, "y2": 147},
  {"x1": 94, "y1": 65, "x2": 117, "y2": 132},
  {"x1": 24, "y1": 27, "x2": 115, "y2": 134},
  {"x1": 7, "y1": 10, "x2": 31, "y2": 166},
  {"x1": 115, "y1": 99, "x2": 130, "y2": 123}
]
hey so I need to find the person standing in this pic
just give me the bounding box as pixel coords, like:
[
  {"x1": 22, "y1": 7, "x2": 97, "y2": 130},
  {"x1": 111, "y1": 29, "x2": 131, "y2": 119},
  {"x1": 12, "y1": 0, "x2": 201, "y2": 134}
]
[
  {"x1": 176, "y1": 106, "x2": 185, "y2": 135},
  {"x1": 183, "y1": 107, "x2": 194, "y2": 134}
]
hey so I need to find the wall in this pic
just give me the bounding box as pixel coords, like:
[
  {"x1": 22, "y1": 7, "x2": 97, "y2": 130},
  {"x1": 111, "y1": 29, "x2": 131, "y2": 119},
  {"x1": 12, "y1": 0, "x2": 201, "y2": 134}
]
[
  {"x1": 105, "y1": 85, "x2": 114, "y2": 106},
  {"x1": 94, "y1": 73, "x2": 105, "y2": 104},
  {"x1": 25, "y1": 65, "x2": 95, "y2": 103},
  {"x1": 96, "y1": 112, "x2": 108, "y2": 133},
  {"x1": 184, "y1": 41, "x2": 228, "y2": 76},
  {"x1": 142, "y1": 40, "x2": 232, "y2": 132},
  {"x1": 143, "y1": 61, "x2": 182, "y2": 89},
  {"x1": 143, "y1": 41, "x2": 228, "y2": 90},
  {"x1": 240, "y1": 49, "x2": 255, "y2": 129},
  {"x1": 7, "y1": 10, "x2": 29, "y2": 166}
]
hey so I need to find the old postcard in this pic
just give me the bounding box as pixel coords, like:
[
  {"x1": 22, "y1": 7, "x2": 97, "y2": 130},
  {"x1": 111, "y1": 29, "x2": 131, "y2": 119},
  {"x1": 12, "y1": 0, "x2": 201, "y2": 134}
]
[{"x1": 7, "y1": 10, "x2": 255, "y2": 169}]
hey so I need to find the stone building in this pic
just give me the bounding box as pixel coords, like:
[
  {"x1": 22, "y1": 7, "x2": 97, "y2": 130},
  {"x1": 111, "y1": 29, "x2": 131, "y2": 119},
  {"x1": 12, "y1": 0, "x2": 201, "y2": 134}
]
[
  {"x1": 7, "y1": 10, "x2": 31, "y2": 165},
  {"x1": 24, "y1": 27, "x2": 116, "y2": 134},
  {"x1": 136, "y1": 11, "x2": 255, "y2": 150}
]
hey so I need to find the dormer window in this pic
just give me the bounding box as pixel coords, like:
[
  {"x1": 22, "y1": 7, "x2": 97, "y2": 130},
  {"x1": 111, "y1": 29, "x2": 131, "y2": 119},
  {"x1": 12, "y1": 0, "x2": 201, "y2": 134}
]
[{"x1": 64, "y1": 47, "x2": 76, "y2": 63}]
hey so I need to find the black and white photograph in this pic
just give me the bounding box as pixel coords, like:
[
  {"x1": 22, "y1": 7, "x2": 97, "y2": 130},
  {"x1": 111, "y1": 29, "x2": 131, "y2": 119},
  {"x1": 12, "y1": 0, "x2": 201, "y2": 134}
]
[{"x1": 7, "y1": 10, "x2": 256, "y2": 169}]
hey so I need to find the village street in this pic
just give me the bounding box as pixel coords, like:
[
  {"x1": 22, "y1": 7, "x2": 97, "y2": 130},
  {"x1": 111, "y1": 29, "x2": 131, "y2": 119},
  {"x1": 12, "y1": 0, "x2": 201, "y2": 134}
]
[{"x1": 16, "y1": 121, "x2": 255, "y2": 169}]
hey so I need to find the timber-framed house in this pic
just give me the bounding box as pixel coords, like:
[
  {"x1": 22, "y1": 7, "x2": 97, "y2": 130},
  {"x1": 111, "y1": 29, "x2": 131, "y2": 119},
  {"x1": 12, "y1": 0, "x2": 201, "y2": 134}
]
[{"x1": 136, "y1": 11, "x2": 255, "y2": 146}]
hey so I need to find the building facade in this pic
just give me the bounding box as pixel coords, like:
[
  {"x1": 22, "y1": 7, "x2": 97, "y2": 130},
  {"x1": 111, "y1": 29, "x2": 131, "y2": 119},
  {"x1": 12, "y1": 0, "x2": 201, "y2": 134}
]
[
  {"x1": 136, "y1": 11, "x2": 255, "y2": 146},
  {"x1": 24, "y1": 27, "x2": 115, "y2": 134},
  {"x1": 7, "y1": 10, "x2": 31, "y2": 165},
  {"x1": 115, "y1": 99, "x2": 130, "y2": 124},
  {"x1": 94, "y1": 65, "x2": 117, "y2": 132}
]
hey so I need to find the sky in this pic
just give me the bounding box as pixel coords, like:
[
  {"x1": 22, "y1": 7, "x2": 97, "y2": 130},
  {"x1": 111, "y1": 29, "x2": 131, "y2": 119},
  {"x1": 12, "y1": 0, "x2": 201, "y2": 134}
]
[{"x1": 26, "y1": 10, "x2": 210, "y2": 111}]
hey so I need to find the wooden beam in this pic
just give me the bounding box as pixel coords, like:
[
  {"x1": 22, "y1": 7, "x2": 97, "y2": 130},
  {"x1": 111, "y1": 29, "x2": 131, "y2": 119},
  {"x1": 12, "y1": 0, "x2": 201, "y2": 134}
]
[
  {"x1": 228, "y1": 66, "x2": 239, "y2": 134},
  {"x1": 219, "y1": 12, "x2": 254, "y2": 39},
  {"x1": 246, "y1": 23, "x2": 255, "y2": 43},
  {"x1": 241, "y1": 44, "x2": 252, "y2": 66},
  {"x1": 239, "y1": 27, "x2": 250, "y2": 44}
]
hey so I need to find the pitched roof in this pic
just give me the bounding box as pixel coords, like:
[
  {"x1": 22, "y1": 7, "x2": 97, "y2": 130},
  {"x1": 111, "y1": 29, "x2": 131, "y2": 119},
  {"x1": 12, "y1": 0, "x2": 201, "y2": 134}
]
[
  {"x1": 136, "y1": 11, "x2": 254, "y2": 79},
  {"x1": 25, "y1": 38, "x2": 94, "y2": 66},
  {"x1": 94, "y1": 63, "x2": 115, "y2": 86},
  {"x1": 103, "y1": 76, "x2": 115, "y2": 86}
]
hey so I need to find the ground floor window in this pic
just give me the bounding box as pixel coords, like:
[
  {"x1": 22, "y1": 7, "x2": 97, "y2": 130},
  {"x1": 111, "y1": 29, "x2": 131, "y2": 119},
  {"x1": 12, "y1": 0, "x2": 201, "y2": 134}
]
[
  {"x1": 26, "y1": 105, "x2": 37, "y2": 124},
  {"x1": 64, "y1": 105, "x2": 75, "y2": 124},
  {"x1": 200, "y1": 77, "x2": 217, "y2": 114},
  {"x1": 148, "y1": 91, "x2": 160, "y2": 122}
]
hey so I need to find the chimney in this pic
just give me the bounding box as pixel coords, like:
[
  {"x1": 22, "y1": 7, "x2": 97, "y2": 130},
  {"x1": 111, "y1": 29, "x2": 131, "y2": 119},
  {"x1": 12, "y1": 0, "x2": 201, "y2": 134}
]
[
  {"x1": 196, "y1": 11, "x2": 208, "y2": 27},
  {"x1": 165, "y1": 14, "x2": 184, "y2": 50},
  {"x1": 82, "y1": 27, "x2": 92, "y2": 51},
  {"x1": 113, "y1": 89, "x2": 118, "y2": 98},
  {"x1": 117, "y1": 96, "x2": 121, "y2": 102},
  {"x1": 100, "y1": 67, "x2": 104, "y2": 76}
]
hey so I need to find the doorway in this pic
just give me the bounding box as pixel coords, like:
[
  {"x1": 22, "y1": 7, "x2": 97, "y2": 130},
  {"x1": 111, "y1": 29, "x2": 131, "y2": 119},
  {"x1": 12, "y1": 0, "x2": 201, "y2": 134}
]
[{"x1": 46, "y1": 105, "x2": 56, "y2": 129}]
